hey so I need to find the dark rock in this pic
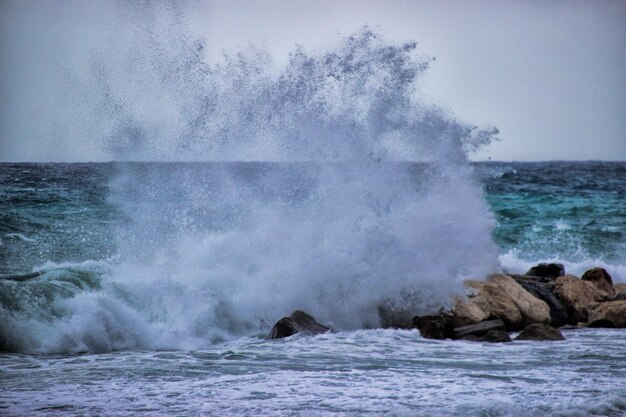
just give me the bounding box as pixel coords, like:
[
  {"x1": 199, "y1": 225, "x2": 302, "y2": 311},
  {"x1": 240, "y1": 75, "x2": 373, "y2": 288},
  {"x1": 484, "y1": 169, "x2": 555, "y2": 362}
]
[
  {"x1": 587, "y1": 319, "x2": 615, "y2": 328},
  {"x1": 459, "y1": 335, "x2": 481, "y2": 342},
  {"x1": 377, "y1": 304, "x2": 415, "y2": 329},
  {"x1": 454, "y1": 319, "x2": 505, "y2": 339},
  {"x1": 458, "y1": 330, "x2": 511, "y2": 343},
  {"x1": 267, "y1": 310, "x2": 331, "y2": 339},
  {"x1": 525, "y1": 263, "x2": 564, "y2": 279},
  {"x1": 413, "y1": 314, "x2": 455, "y2": 340},
  {"x1": 482, "y1": 330, "x2": 512, "y2": 343},
  {"x1": 514, "y1": 323, "x2": 565, "y2": 341},
  {"x1": 513, "y1": 279, "x2": 568, "y2": 327},
  {"x1": 581, "y1": 268, "x2": 615, "y2": 298}
]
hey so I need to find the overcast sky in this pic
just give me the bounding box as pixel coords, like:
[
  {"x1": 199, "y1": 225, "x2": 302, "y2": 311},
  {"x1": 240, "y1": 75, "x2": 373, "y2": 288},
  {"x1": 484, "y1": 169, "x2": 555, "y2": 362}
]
[{"x1": 1, "y1": 0, "x2": 625, "y2": 161}]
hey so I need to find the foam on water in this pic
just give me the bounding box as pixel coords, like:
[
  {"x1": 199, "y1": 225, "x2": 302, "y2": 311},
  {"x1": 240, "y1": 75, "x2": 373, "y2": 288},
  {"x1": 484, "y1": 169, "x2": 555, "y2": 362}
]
[{"x1": 2, "y1": 328, "x2": 626, "y2": 416}]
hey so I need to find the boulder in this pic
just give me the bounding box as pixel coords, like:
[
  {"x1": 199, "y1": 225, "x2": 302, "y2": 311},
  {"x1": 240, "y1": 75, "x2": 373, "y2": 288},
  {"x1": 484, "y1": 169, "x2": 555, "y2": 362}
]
[
  {"x1": 482, "y1": 330, "x2": 512, "y2": 343},
  {"x1": 267, "y1": 310, "x2": 331, "y2": 339},
  {"x1": 377, "y1": 303, "x2": 415, "y2": 329},
  {"x1": 464, "y1": 279, "x2": 523, "y2": 329},
  {"x1": 459, "y1": 329, "x2": 512, "y2": 343},
  {"x1": 462, "y1": 275, "x2": 551, "y2": 330},
  {"x1": 491, "y1": 274, "x2": 551, "y2": 325},
  {"x1": 553, "y1": 275, "x2": 608, "y2": 324},
  {"x1": 515, "y1": 323, "x2": 565, "y2": 341},
  {"x1": 454, "y1": 319, "x2": 505, "y2": 339},
  {"x1": 525, "y1": 263, "x2": 564, "y2": 279},
  {"x1": 512, "y1": 278, "x2": 568, "y2": 327},
  {"x1": 581, "y1": 268, "x2": 615, "y2": 298},
  {"x1": 587, "y1": 301, "x2": 626, "y2": 328},
  {"x1": 451, "y1": 294, "x2": 491, "y2": 328},
  {"x1": 413, "y1": 314, "x2": 455, "y2": 340},
  {"x1": 614, "y1": 284, "x2": 626, "y2": 301}
]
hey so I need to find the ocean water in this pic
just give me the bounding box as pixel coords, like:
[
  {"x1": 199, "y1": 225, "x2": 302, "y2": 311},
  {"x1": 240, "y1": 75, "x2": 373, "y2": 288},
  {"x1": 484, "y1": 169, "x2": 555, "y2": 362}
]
[
  {"x1": 1, "y1": 20, "x2": 625, "y2": 417},
  {"x1": 1, "y1": 161, "x2": 625, "y2": 416}
]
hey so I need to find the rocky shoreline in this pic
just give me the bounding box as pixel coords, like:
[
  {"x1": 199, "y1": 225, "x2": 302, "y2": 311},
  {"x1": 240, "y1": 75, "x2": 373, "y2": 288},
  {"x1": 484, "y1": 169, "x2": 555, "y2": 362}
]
[{"x1": 268, "y1": 264, "x2": 626, "y2": 342}]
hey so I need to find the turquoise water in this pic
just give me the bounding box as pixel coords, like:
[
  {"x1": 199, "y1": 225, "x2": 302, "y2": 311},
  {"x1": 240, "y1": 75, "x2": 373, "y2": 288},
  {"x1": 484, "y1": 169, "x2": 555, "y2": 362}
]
[{"x1": 2, "y1": 162, "x2": 624, "y2": 275}]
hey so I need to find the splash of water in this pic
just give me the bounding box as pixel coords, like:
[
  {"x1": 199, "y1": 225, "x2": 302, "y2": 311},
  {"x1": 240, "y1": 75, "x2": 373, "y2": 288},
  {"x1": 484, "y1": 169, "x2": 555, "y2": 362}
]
[{"x1": 2, "y1": 4, "x2": 500, "y2": 353}]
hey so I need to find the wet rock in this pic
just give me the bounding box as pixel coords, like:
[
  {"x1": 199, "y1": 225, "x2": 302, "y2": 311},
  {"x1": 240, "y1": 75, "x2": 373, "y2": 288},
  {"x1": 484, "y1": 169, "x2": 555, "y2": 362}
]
[
  {"x1": 459, "y1": 329, "x2": 511, "y2": 343},
  {"x1": 614, "y1": 293, "x2": 626, "y2": 301},
  {"x1": 463, "y1": 275, "x2": 550, "y2": 331},
  {"x1": 267, "y1": 310, "x2": 331, "y2": 339},
  {"x1": 587, "y1": 301, "x2": 626, "y2": 328},
  {"x1": 581, "y1": 268, "x2": 615, "y2": 298},
  {"x1": 525, "y1": 263, "x2": 564, "y2": 279},
  {"x1": 482, "y1": 330, "x2": 512, "y2": 343},
  {"x1": 413, "y1": 314, "x2": 455, "y2": 340},
  {"x1": 553, "y1": 275, "x2": 608, "y2": 324},
  {"x1": 512, "y1": 278, "x2": 568, "y2": 327},
  {"x1": 515, "y1": 323, "x2": 565, "y2": 341},
  {"x1": 464, "y1": 279, "x2": 522, "y2": 329},
  {"x1": 377, "y1": 303, "x2": 415, "y2": 329},
  {"x1": 451, "y1": 294, "x2": 491, "y2": 328},
  {"x1": 454, "y1": 319, "x2": 505, "y2": 339}
]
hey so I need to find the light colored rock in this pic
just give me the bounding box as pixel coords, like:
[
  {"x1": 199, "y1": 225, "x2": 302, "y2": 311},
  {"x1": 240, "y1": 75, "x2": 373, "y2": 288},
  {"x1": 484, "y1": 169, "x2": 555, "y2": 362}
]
[
  {"x1": 471, "y1": 279, "x2": 523, "y2": 329},
  {"x1": 455, "y1": 275, "x2": 550, "y2": 330},
  {"x1": 452, "y1": 293, "x2": 491, "y2": 327},
  {"x1": 553, "y1": 275, "x2": 608, "y2": 323},
  {"x1": 588, "y1": 301, "x2": 626, "y2": 328},
  {"x1": 489, "y1": 274, "x2": 551, "y2": 326}
]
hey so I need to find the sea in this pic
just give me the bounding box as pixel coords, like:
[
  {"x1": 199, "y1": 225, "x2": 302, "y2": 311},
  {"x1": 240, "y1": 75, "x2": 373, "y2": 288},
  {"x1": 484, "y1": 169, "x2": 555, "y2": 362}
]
[{"x1": 1, "y1": 161, "x2": 625, "y2": 416}]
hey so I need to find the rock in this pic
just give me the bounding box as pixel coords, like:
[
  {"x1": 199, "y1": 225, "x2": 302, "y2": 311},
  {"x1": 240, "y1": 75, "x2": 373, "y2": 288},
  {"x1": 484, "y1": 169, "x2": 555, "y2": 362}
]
[
  {"x1": 482, "y1": 330, "x2": 512, "y2": 343},
  {"x1": 377, "y1": 303, "x2": 415, "y2": 329},
  {"x1": 267, "y1": 310, "x2": 331, "y2": 339},
  {"x1": 458, "y1": 329, "x2": 511, "y2": 343},
  {"x1": 413, "y1": 314, "x2": 455, "y2": 340},
  {"x1": 581, "y1": 268, "x2": 615, "y2": 298},
  {"x1": 512, "y1": 278, "x2": 568, "y2": 327},
  {"x1": 587, "y1": 301, "x2": 626, "y2": 328},
  {"x1": 525, "y1": 263, "x2": 565, "y2": 279},
  {"x1": 553, "y1": 275, "x2": 608, "y2": 324},
  {"x1": 515, "y1": 323, "x2": 565, "y2": 341},
  {"x1": 489, "y1": 274, "x2": 551, "y2": 326},
  {"x1": 454, "y1": 319, "x2": 505, "y2": 339},
  {"x1": 614, "y1": 283, "x2": 626, "y2": 300},
  {"x1": 451, "y1": 294, "x2": 491, "y2": 328},
  {"x1": 464, "y1": 279, "x2": 523, "y2": 329},
  {"x1": 453, "y1": 274, "x2": 551, "y2": 330},
  {"x1": 459, "y1": 334, "x2": 481, "y2": 342}
]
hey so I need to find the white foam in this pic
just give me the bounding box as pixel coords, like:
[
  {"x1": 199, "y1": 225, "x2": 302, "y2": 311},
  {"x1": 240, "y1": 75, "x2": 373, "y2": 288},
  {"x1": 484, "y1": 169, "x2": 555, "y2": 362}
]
[{"x1": 499, "y1": 250, "x2": 626, "y2": 282}]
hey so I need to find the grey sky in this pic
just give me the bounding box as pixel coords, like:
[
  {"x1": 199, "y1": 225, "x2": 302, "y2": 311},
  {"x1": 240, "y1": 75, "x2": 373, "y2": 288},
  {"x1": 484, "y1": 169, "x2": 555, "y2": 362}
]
[{"x1": 1, "y1": 0, "x2": 625, "y2": 161}]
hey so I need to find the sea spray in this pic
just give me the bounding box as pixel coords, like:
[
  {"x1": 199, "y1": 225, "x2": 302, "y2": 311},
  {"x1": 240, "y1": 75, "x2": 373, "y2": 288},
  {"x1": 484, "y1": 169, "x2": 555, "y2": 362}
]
[
  {"x1": 1, "y1": 4, "x2": 500, "y2": 353},
  {"x1": 99, "y1": 24, "x2": 499, "y2": 342}
]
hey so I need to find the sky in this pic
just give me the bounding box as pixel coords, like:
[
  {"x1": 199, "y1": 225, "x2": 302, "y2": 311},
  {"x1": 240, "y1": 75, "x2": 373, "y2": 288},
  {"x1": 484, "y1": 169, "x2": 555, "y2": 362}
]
[{"x1": 1, "y1": 0, "x2": 625, "y2": 162}]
